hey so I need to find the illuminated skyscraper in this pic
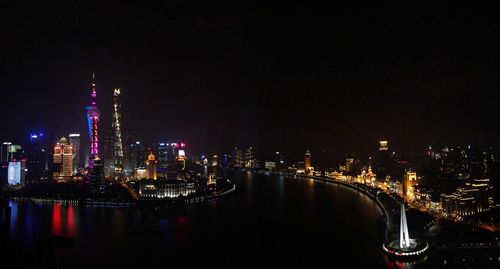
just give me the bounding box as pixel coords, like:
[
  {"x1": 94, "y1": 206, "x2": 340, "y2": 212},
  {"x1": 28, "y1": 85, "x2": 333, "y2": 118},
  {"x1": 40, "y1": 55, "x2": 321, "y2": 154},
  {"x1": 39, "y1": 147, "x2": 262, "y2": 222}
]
[
  {"x1": 26, "y1": 133, "x2": 48, "y2": 180},
  {"x1": 304, "y1": 149, "x2": 311, "y2": 171},
  {"x1": 53, "y1": 137, "x2": 73, "y2": 178},
  {"x1": 89, "y1": 157, "x2": 105, "y2": 196},
  {"x1": 86, "y1": 72, "x2": 100, "y2": 167},
  {"x1": 112, "y1": 88, "x2": 124, "y2": 173},
  {"x1": 233, "y1": 147, "x2": 244, "y2": 168},
  {"x1": 145, "y1": 151, "x2": 157, "y2": 180},
  {"x1": 379, "y1": 140, "x2": 389, "y2": 151},
  {"x1": 103, "y1": 128, "x2": 114, "y2": 174},
  {"x1": 128, "y1": 141, "x2": 146, "y2": 170},
  {"x1": 69, "y1": 134, "x2": 81, "y2": 174},
  {"x1": 245, "y1": 147, "x2": 255, "y2": 168}
]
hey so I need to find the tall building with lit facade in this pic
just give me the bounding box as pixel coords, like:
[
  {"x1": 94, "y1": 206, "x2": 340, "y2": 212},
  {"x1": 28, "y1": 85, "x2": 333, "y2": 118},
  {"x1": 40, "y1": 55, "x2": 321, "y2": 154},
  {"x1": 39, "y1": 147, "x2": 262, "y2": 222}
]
[
  {"x1": 86, "y1": 72, "x2": 100, "y2": 168},
  {"x1": 379, "y1": 140, "x2": 389, "y2": 151},
  {"x1": 157, "y1": 143, "x2": 170, "y2": 172},
  {"x1": 157, "y1": 142, "x2": 187, "y2": 175},
  {"x1": 26, "y1": 133, "x2": 48, "y2": 181},
  {"x1": 112, "y1": 88, "x2": 124, "y2": 173},
  {"x1": 375, "y1": 140, "x2": 392, "y2": 180},
  {"x1": 304, "y1": 149, "x2": 311, "y2": 172},
  {"x1": 69, "y1": 133, "x2": 81, "y2": 174},
  {"x1": 89, "y1": 157, "x2": 105, "y2": 196},
  {"x1": 245, "y1": 147, "x2": 255, "y2": 168},
  {"x1": 403, "y1": 171, "x2": 417, "y2": 199},
  {"x1": 233, "y1": 147, "x2": 244, "y2": 168},
  {"x1": 53, "y1": 137, "x2": 73, "y2": 178},
  {"x1": 176, "y1": 144, "x2": 187, "y2": 171},
  {"x1": 102, "y1": 128, "x2": 116, "y2": 174},
  {"x1": 127, "y1": 141, "x2": 146, "y2": 171},
  {"x1": 145, "y1": 151, "x2": 157, "y2": 180}
]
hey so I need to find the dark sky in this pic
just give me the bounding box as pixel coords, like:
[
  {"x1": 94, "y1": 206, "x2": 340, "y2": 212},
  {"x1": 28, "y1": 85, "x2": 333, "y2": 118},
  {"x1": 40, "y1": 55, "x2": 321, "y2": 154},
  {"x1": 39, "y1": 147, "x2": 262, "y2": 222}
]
[{"x1": 1, "y1": 2, "x2": 500, "y2": 162}]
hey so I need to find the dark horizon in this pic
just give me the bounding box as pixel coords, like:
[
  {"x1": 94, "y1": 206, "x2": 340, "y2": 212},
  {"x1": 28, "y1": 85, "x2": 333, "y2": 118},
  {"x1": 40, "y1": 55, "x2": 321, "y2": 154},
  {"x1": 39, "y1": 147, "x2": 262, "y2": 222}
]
[{"x1": 2, "y1": 2, "x2": 500, "y2": 161}]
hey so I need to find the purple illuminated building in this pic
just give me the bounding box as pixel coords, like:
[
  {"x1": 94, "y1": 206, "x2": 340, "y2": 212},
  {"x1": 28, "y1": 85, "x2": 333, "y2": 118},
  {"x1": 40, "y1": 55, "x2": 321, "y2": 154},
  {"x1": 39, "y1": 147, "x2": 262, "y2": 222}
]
[{"x1": 86, "y1": 72, "x2": 100, "y2": 168}]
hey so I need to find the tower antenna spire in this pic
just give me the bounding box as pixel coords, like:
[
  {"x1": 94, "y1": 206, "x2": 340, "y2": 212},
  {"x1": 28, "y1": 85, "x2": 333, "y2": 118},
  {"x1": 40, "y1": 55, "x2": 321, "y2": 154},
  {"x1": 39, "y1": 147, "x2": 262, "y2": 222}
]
[{"x1": 86, "y1": 71, "x2": 101, "y2": 167}]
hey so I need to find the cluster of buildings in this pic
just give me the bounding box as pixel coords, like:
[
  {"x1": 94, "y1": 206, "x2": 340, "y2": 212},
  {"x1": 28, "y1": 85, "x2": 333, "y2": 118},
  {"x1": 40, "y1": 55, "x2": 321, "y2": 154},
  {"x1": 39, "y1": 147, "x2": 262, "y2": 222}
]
[
  {"x1": 327, "y1": 141, "x2": 498, "y2": 219},
  {"x1": 0, "y1": 73, "x2": 199, "y2": 200}
]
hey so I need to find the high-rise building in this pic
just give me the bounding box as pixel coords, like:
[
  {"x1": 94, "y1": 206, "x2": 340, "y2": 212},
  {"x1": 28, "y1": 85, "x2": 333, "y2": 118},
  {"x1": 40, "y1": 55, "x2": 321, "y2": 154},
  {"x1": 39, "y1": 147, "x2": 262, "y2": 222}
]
[
  {"x1": 157, "y1": 142, "x2": 185, "y2": 174},
  {"x1": 89, "y1": 157, "x2": 105, "y2": 196},
  {"x1": 233, "y1": 147, "x2": 244, "y2": 168},
  {"x1": 157, "y1": 143, "x2": 169, "y2": 171},
  {"x1": 304, "y1": 149, "x2": 311, "y2": 172},
  {"x1": 53, "y1": 137, "x2": 73, "y2": 178},
  {"x1": 128, "y1": 141, "x2": 146, "y2": 171},
  {"x1": 86, "y1": 72, "x2": 100, "y2": 168},
  {"x1": 345, "y1": 158, "x2": 354, "y2": 173},
  {"x1": 403, "y1": 171, "x2": 417, "y2": 199},
  {"x1": 112, "y1": 88, "x2": 124, "y2": 173},
  {"x1": 145, "y1": 151, "x2": 157, "y2": 180},
  {"x1": 1, "y1": 142, "x2": 22, "y2": 163},
  {"x1": 69, "y1": 134, "x2": 81, "y2": 174},
  {"x1": 6, "y1": 160, "x2": 26, "y2": 186},
  {"x1": 245, "y1": 147, "x2": 255, "y2": 168},
  {"x1": 379, "y1": 140, "x2": 389, "y2": 151},
  {"x1": 375, "y1": 140, "x2": 392, "y2": 180},
  {"x1": 0, "y1": 142, "x2": 11, "y2": 163},
  {"x1": 26, "y1": 133, "x2": 48, "y2": 181},
  {"x1": 274, "y1": 151, "x2": 284, "y2": 170},
  {"x1": 103, "y1": 128, "x2": 114, "y2": 174},
  {"x1": 176, "y1": 144, "x2": 187, "y2": 171}
]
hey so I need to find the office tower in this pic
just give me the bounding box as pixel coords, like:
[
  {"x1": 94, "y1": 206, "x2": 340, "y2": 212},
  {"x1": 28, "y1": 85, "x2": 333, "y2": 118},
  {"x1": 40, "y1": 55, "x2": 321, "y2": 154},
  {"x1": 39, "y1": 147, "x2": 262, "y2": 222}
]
[
  {"x1": 304, "y1": 149, "x2": 311, "y2": 171},
  {"x1": 89, "y1": 157, "x2": 105, "y2": 196},
  {"x1": 128, "y1": 141, "x2": 146, "y2": 170},
  {"x1": 403, "y1": 171, "x2": 417, "y2": 199},
  {"x1": 375, "y1": 140, "x2": 392, "y2": 180},
  {"x1": 1, "y1": 143, "x2": 21, "y2": 162},
  {"x1": 176, "y1": 143, "x2": 187, "y2": 171},
  {"x1": 26, "y1": 133, "x2": 48, "y2": 180},
  {"x1": 120, "y1": 129, "x2": 135, "y2": 173},
  {"x1": 7, "y1": 160, "x2": 25, "y2": 186},
  {"x1": 379, "y1": 140, "x2": 389, "y2": 151},
  {"x1": 53, "y1": 137, "x2": 73, "y2": 178},
  {"x1": 145, "y1": 151, "x2": 157, "y2": 180},
  {"x1": 245, "y1": 147, "x2": 255, "y2": 168},
  {"x1": 274, "y1": 151, "x2": 284, "y2": 170},
  {"x1": 69, "y1": 134, "x2": 81, "y2": 174},
  {"x1": 86, "y1": 72, "x2": 100, "y2": 168},
  {"x1": 157, "y1": 143, "x2": 169, "y2": 171},
  {"x1": 345, "y1": 158, "x2": 354, "y2": 173},
  {"x1": 103, "y1": 128, "x2": 114, "y2": 174},
  {"x1": 112, "y1": 88, "x2": 124, "y2": 173},
  {"x1": 232, "y1": 147, "x2": 243, "y2": 168},
  {"x1": 0, "y1": 142, "x2": 10, "y2": 162}
]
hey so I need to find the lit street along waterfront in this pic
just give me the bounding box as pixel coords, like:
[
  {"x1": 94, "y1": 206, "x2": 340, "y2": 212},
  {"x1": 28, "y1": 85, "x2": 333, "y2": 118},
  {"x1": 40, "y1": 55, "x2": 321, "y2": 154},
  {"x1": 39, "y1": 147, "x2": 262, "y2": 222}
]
[{"x1": 6, "y1": 172, "x2": 390, "y2": 268}]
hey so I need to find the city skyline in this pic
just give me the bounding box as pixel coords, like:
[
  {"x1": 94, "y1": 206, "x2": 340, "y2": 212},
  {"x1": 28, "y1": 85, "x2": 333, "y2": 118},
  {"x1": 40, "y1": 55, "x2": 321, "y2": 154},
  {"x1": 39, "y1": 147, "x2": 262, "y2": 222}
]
[
  {"x1": 1, "y1": 2, "x2": 500, "y2": 268},
  {"x1": 2, "y1": 3, "x2": 500, "y2": 158}
]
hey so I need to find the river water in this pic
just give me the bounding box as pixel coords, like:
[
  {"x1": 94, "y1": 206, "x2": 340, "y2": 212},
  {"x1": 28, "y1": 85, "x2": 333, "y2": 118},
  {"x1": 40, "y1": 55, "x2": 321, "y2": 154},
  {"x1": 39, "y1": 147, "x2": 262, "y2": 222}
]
[{"x1": 8, "y1": 172, "x2": 394, "y2": 268}]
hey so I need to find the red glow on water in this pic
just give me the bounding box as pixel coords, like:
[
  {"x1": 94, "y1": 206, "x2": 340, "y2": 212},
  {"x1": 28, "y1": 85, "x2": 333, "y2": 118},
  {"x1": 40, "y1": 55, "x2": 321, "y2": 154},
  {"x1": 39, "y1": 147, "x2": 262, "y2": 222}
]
[
  {"x1": 67, "y1": 206, "x2": 75, "y2": 236},
  {"x1": 177, "y1": 216, "x2": 187, "y2": 226},
  {"x1": 52, "y1": 203, "x2": 62, "y2": 235}
]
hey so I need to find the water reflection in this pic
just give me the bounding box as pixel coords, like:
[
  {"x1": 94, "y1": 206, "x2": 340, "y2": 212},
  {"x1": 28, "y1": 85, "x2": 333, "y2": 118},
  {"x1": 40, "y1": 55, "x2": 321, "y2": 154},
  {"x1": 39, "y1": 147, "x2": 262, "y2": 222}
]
[{"x1": 8, "y1": 172, "x2": 391, "y2": 268}]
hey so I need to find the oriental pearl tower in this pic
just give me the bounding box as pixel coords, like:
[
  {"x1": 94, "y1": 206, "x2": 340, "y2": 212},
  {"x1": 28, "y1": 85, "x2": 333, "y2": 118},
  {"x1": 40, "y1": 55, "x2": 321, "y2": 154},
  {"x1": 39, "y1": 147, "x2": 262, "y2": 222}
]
[{"x1": 86, "y1": 72, "x2": 100, "y2": 168}]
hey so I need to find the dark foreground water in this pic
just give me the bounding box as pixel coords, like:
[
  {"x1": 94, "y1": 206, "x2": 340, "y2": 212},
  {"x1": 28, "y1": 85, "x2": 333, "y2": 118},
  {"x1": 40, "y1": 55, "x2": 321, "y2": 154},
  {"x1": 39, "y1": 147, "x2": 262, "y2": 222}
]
[{"x1": 8, "y1": 173, "x2": 397, "y2": 268}]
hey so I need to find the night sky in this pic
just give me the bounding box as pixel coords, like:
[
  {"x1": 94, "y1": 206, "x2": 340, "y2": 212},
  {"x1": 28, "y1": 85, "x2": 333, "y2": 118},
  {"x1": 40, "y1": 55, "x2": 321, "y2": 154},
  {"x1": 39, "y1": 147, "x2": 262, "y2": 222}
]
[{"x1": 2, "y1": 2, "x2": 500, "y2": 162}]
